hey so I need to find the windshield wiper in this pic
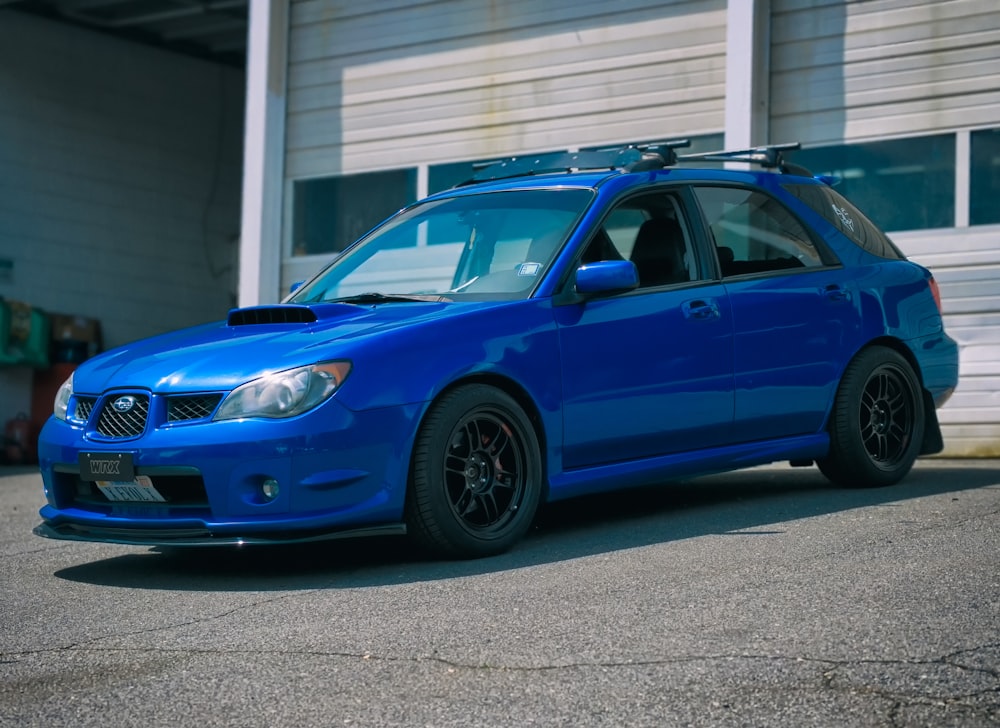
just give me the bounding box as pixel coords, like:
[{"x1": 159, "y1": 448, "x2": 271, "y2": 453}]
[{"x1": 328, "y1": 292, "x2": 444, "y2": 305}]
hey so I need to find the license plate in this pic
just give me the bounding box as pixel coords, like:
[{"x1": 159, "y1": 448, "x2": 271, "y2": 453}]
[
  {"x1": 111, "y1": 503, "x2": 171, "y2": 519},
  {"x1": 96, "y1": 475, "x2": 167, "y2": 503},
  {"x1": 79, "y1": 452, "x2": 134, "y2": 481}
]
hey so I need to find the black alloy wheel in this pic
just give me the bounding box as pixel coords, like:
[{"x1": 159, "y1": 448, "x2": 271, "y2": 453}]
[
  {"x1": 818, "y1": 346, "x2": 924, "y2": 488},
  {"x1": 405, "y1": 384, "x2": 542, "y2": 558}
]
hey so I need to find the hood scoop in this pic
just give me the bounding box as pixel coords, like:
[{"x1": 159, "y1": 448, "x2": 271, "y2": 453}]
[{"x1": 228, "y1": 305, "x2": 318, "y2": 326}]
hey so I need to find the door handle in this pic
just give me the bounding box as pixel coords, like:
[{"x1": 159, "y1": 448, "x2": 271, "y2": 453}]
[
  {"x1": 823, "y1": 284, "x2": 851, "y2": 303},
  {"x1": 682, "y1": 299, "x2": 720, "y2": 320}
]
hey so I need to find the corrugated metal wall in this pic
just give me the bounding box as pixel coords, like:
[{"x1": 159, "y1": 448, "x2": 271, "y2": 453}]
[
  {"x1": 284, "y1": 0, "x2": 727, "y2": 179},
  {"x1": 895, "y1": 227, "x2": 1000, "y2": 456},
  {"x1": 770, "y1": 0, "x2": 1000, "y2": 144}
]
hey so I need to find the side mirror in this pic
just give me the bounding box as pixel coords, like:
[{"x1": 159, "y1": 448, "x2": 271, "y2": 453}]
[
  {"x1": 289, "y1": 281, "x2": 305, "y2": 294},
  {"x1": 575, "y1": 260, "x2": 638, "y2": 295}
]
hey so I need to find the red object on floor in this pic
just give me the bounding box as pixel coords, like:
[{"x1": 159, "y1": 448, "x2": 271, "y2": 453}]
[
  {"x1": 4, "y1": 413, "x2": 35, "y2": 464},
  {"x1": 28, "y1": 362, "x2": 79, "y2": 461}
]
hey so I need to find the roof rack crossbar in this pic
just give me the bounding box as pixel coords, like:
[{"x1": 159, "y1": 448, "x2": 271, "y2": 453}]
[
  {"x1": 676, "y1": 142, "x2": 804, "y2": 171},
  {"x1": 583, "y1": 138, "x2": 691, "y2": 170}
]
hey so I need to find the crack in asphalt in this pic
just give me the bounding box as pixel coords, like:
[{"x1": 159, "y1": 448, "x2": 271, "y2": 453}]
[
  {"x1": 5, "y1": 641, "x2": 998, "y2": 689},
  {"x1": 4, "y1": 640, "x2": 997, "y2": 722},
  {"x1": 0, "y1": 586, "x2": 329, "y2": 660}
]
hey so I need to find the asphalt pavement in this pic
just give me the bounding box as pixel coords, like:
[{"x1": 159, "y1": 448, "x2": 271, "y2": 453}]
[{"x1": 1, "y1": 460, "x2": 998, "y2": 727}]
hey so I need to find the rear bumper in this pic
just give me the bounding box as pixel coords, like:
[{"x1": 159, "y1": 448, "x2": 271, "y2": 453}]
[{"x1": 911, "y1": 331, "x2": 959, "y2": 408}]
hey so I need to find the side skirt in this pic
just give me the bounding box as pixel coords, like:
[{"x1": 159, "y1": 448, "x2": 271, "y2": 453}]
[{"x1": 547, "y1": 433, "x2": 830, "y2": 502}]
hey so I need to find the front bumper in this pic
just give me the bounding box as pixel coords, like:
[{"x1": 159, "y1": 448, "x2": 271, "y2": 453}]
[{"x1": 36, "y1": 397, "x2": 423, "y2": 545}]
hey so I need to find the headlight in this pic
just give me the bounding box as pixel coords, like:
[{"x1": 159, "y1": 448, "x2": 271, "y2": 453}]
[
  {"x1": 53, "y1": 373, "x2": 74, "y2": 421},
  {"x1": 214, "y1": 361, "x2": 352, "y2": 420}
]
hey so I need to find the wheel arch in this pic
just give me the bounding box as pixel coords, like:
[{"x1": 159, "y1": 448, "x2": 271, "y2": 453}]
[
  {"x1": 864, "y1": 336, "x2": 924, "y2": 384},
  {"x1": 416, "y1": 372, "x2": 551, "y2": 501},
  {"x1": 840, "y1": 336, "x2": 943, "y2": 456}
]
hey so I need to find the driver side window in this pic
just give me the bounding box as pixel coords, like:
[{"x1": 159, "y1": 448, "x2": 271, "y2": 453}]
[{"x1": 583, "y1": 192, "x2": 699, "y2": 288}]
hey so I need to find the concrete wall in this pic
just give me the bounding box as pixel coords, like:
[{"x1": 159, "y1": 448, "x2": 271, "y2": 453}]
[{"x1": 0, "y1": 10, "x2": 245, "y2": 429}]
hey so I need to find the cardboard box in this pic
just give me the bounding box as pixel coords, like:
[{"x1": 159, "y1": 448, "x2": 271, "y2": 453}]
[{"x1": 49, "y1": 313, "x2": 102, "y2": 362}]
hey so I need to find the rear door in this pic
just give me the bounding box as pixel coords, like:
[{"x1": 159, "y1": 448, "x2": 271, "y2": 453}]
[{"x1": 690, "y1": 184, "x2": 864, "y2": 442}]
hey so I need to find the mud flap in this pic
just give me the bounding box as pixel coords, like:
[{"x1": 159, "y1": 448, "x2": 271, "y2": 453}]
[{"x1": 919, "y1": 389, "x2": 944, "y2": 455}]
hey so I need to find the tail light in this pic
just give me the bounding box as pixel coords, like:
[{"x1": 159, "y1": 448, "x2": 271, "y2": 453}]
[{"x1": 929, "y1": 276, "x2": 943, "y2": 313}]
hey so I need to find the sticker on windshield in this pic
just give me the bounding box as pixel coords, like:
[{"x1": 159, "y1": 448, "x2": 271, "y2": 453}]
[
  {"x1": 517, "y1": 262, "x2": 542, "y2": 277},
  {"x1": 831, "y1": 204, "x2": 856, "y2": 232}
]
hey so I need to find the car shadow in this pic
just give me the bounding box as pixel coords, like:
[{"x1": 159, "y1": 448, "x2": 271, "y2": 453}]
[{"x1": 53, "y1": 461, "x2": 1000, "y2": 592}]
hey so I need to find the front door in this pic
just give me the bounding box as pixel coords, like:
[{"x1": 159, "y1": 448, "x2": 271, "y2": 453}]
[{"x1": 555, "y1": 190, "x2": 735, "y2": 469}]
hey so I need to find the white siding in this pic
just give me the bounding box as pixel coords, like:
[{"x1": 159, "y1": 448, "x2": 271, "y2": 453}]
[
  {"x1": 284, "y1": 0, "x2": 727, "y2": 178},
  {"x1": 892, "y1": 226, "x2": 1000, "y2": 456},
  {"x1": 0, "y1": 11, "x2": 244, "y2": 426},
  {"x1": 771, "y1": 0, "x2": 1000, "y2": 144}
]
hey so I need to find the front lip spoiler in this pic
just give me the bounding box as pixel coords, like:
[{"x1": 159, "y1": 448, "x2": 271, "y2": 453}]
[{"x1": 33, "y1": 521, "x2": 407, "y2": 547}]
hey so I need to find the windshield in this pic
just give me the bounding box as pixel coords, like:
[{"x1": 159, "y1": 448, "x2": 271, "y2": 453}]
[{"x1": 289, "y1": 188, "x2": 594, "y2": 303}]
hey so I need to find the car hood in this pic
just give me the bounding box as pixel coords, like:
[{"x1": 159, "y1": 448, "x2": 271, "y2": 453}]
[{"x1": 73, "y1": 301, "x2": 473, "y2": 394}]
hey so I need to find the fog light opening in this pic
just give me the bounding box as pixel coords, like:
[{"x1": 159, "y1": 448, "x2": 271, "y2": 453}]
[{"x1": 261, "y1": 478, "x2": 280, "y2": 501}]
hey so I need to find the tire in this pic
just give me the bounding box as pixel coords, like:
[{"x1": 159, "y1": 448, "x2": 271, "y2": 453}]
[
  {"x1": 818, "y1": 346, "x2": 924, "y2": 488},
  {"x1": 405, "y1": 384, "x2": 543, "y2": 558}
]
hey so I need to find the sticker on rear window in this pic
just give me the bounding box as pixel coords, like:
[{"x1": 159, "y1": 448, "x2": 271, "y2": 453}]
[{"x1": 832, "y1": 204, "x2": 856, "y2": 232}]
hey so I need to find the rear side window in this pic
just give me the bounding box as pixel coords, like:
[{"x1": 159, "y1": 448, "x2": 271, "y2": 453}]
[
  {"x1": 692, "y1": 186, "x2": 828, "y2": 278},
  {"x1": 783, "y1": 183, "x2": 905, "y2": 260}
]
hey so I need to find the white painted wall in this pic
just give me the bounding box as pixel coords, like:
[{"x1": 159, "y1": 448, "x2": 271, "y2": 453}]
[{"x1": 0, "y1": 11, "x2": 245, "y2": 428}]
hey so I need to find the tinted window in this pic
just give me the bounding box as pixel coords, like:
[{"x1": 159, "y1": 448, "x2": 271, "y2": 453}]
[
  {"x1": 292, "y1": 169, "x2": 417, "y2": 256},
  {"x1": 428, "y1": 158, "x2": 501, "y2": 193},
  {"x1": 783, "y1": 183, "x2": 904, "y2": 260},
  {"x1": 785, "y1": 136, "x2": 955, "y2": 232},
  {"x1": 693, "y1": 186, "x2": 826, "y2": 277},
  {"x1": 971, "y1": 128, "x2": 1000, "y2": 226}
]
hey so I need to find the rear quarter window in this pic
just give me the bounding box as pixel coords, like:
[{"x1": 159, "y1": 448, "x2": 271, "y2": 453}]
[{"x1": 783, "y1": 183, "x2": 905, "y2": 260}]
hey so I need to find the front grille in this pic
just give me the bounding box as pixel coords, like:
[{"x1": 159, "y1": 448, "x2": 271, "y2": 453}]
[
  {"x1": 168, "y1": 395, "x2": 222, "y2": 422},
  {"x1": 74, "y1": 397, "x2": 96, "y2": 422},
  {"x1": 95, "y1": 395, "x2": 150, "y2": 438}
]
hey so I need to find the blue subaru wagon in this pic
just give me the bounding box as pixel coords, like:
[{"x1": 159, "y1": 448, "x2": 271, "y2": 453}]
[{"x1": 35, "y1": 143, "x2": 959, "y2": 558}]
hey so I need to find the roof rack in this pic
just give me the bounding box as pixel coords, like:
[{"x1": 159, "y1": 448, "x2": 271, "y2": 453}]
[
  {"x1": 454, "y1": 140, "x2": 815, "y2": 187},
  {"x1": 675, "y1": 142, "x2": 813, "y2": 176},
  {"x1": 585, "y1": 139, "x2": 692, "y2": 170},
  {"x1": 459, "y1": 139, "x2": 692, "y2": 186}
]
